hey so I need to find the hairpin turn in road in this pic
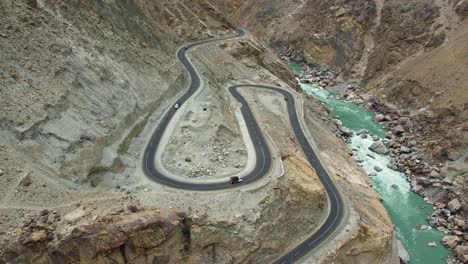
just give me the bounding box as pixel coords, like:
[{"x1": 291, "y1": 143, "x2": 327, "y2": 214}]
[{"x1": 142, "y1": 29, "x2": 345, "y2": 263}]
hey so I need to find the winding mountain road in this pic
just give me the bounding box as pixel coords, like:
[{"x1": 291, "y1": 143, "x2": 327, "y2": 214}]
[{"x1": 142, "y1": 29, "x2": 345, "y2": 263}]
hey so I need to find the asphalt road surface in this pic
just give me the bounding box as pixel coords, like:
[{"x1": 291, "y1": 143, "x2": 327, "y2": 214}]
[{"x1": 142, "y1": 29, "x2": 344, "y2": 263}]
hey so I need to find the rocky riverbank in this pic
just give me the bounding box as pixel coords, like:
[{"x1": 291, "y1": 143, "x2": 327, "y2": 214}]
[{"x1": 290, "y1": 60, "x2": 466, "y2": 263}]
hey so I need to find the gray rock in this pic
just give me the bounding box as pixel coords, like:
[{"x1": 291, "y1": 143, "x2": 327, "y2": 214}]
[
  {"x1": 385, "y1": 131, "x2": 393, "y2": 139},
  {"x1": 392, "y1": 125, "x2": 405, "y2": 135},
  {"x1": 429, "y1": 170, "x2": 440, "y2": 178},
  {"x1": 360, "y1": 133, "x2": 368, "y2": 139},
  {"x1": 20, "y1": 176, "x2": 32, "y2": 187},
  {"x1": 369, "y1": 172, "x2": 377, "y2": 177},
  {"x1": 357, "y1": 129, "x2": 368, "y2": 135},
  {"x1": 374, "y1": 166, "x2": 383, "y2": 172},
  {"x1": 369, "y1": 141, "x2": 389, "y2": 155},
  {"x1": 333, "y1": 118, "x2": 343, "y2": 127},
  {"x1": 400, "y1": 146, "x2": 411, "y2": 154},
  {"x1": 372, "y1": 135, "x2": 380, "y2": 141},
  {"x1": 447, "y1": 199, "x2": 461, "y2": 212},
  {"x1": 373, "y1": 114, "x2": 386, "y2": 122},
  {"x1": 397, "y1": 240, "x2": 410, "y2": 264},
  {"x1": 412, "y1": 184, "x2": 424, "y2": 193},
  {"x1": 340, "y1": 126, "x2": 354, "y2": 137}
]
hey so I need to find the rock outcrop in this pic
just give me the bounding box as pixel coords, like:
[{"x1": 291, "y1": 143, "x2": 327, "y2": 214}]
[{"x1": 2, "y1": 210, "x2": 188, "y2": 263}]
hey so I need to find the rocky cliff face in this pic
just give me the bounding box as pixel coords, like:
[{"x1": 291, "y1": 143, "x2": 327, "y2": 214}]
[{"x1": 209, "y1": 0, "x2": 376, "y2": 76}]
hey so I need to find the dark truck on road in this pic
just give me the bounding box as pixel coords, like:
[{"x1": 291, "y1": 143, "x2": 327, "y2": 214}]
[{"x1": 230, "y1": 176, "x2": 243, "y2": 184}]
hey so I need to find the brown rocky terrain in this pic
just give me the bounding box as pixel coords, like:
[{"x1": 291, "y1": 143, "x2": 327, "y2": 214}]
[
  {"x1": 209, "y1": 0, "x2": 468, "y2": 261},
  {"x1": 1, "y1": 0, "x2": 397, "y2": 263}
]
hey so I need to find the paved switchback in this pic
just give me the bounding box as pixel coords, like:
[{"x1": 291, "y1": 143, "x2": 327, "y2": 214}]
[{"x1": 142, "y1": 29, "x2": 345, "y2": 263}]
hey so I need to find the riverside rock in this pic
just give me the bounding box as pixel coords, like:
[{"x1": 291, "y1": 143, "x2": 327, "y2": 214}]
[
  {"x1": 392, "y1": 125, "x2": 405, "y2": 135},
  {"x1": 448, "y1": 199, "x2": 462, "y2": 212},
  {"x1": 454, "y1": 245, "x2": 468, "y2": 263},
  {"x1": 340, "y1": 127, "x2": 354, "y2": 137},
  {"x1": 400, "y1": 146, "x2": 411, "y2": 154},
  {"x1": 398, "y1": 240, "x2": 410, "y2": 264},
  {"x1": 441, "y1": 235, "x2": 461, "y2": 249},
  {"x1": 369, "y1": 141, "x2": 389, "y2": 155},
  {"x1": 373, "y1": 114, "x2": 386, "y2": 122}
]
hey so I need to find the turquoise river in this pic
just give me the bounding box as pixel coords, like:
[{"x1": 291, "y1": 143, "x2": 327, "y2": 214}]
[{"x1": 288, "y1": 63, "x2": 450, "y2": 263}]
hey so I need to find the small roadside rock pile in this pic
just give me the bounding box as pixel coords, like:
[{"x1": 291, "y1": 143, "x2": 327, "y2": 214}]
[{"x1": 189, "y1": 165, "x2": 215, "y2": 178}]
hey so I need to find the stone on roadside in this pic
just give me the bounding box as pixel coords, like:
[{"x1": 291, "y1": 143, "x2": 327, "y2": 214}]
[
  {"x1": 20, "y1": 176, "x2": 32, "y2": 187},
  {"x1": 369, "y1": 141, "x2": 389, "y2": 155},
  {"x1": 448, "y1": 198, "x2": 461, "y2": 212},
  {"x1": 0, "y1": 168, "x2": 3, "y2": 176},
  {"x1": 441, "y1": 235, "x2": 461, "y2": 249}
]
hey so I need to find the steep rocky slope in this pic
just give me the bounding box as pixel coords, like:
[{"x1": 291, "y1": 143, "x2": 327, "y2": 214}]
[
  {"x1": 1, "y1": 0, "x2": 396, "y2": 263},
  {"x1": 210, "y1": 0, "x2": 467, "y2": 260}
]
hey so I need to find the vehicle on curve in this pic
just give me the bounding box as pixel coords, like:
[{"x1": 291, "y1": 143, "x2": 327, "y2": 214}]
[
  {"x1": 174, "y1": 102, "x2": 180, "y2": 109},
  {"x1": 230, "y1": 176, "x2": 243, "y2": 184}
]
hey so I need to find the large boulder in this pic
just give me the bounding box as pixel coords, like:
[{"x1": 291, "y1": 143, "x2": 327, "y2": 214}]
[
  {"x1": 448, "y1": 198, "x2": 462, "y2": 212},
  {"x1": 340, "y1": 126, "x2": 354, "y2": 137},
  {"x1": 441, "y1": 235, "x2": 461, "y2": 249},
  {"x1": 369, "y1": 141, "x2": 389, "y2": 155},
  {"x1": 392, "y1": 125, "x2": 405, "y2": 135},
  {"x1": 454, "y1": 245, "x2": 468, "y2": 263},
  {"x1": 400, "y1": 146, "x2": 411, "y2": 154},
  {"x1": 373, "y1": 114, "x2": 386, "y2": 122}
]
